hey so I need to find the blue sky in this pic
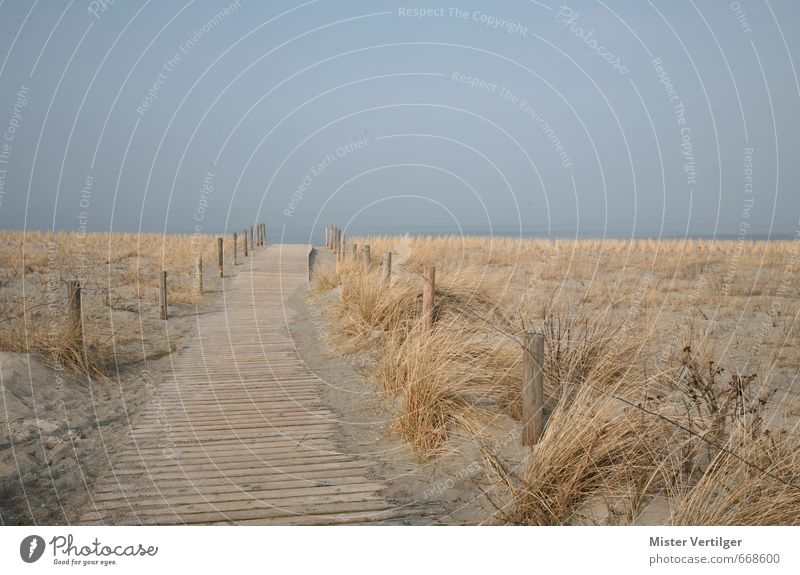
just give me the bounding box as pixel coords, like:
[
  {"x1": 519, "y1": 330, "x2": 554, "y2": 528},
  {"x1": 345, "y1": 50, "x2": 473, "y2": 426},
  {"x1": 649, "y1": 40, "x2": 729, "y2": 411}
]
[{"x1": 0, "y1": 0, "x2": 798, "y2": 241}]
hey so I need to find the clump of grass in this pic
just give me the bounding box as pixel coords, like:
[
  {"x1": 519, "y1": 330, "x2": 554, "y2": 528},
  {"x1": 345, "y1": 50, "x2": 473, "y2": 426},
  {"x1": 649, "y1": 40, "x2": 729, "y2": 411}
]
[
  {"x1": 497, "y1": 384, "x2": 670, "y2": 525},
  {"x1": 312, "y1": 250, "x2": 522, "y2": 457},
  {"x1": 668, "y1": 428, "x2": 800, "y2": 525},
  {"x1": 375, "y1": 318, "x2": 519, "y2": 457}
]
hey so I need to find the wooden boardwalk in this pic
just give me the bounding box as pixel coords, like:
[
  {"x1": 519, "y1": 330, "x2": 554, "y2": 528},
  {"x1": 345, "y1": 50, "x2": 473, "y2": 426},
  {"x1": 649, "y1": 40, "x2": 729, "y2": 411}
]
[{"x1": 78, "y1": 244, "x2": 415, "y2": 525}]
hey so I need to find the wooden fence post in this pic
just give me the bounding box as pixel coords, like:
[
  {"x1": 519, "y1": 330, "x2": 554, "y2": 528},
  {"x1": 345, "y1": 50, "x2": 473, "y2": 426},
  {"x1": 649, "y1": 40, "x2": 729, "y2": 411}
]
[
  {"x1": 217, "y1": 237, "x2": 224, "y2": 277},
  {"x1": 362, "y1": 244, "x2": 370, "y2": 267},
  {"x1": 194, "y1": 256, "x2": 203, "y2": 295},
  {"x1": 325, "y1": 225, "x2": 329, "y2": 249},
  {"x1": 243, "y1": 227, "x2": 248, "y2": 257},
  {"x1": 522, "y1": 332, "x2": 545, "y2": 446},
  {"x1": 262, "y1": 223, "x2": 267, "y2": 247},
  {"x1": 233, "y1": 233, "x2": 238, "y2": 265},
  {"x1": 337, "y1": 234, "x2": 346, "y2": 269},
  {"x1": 422, "y1": 266, "x2": 435, "y2": 329},
  {"x1": 382, "y1": 252, "x2": 392, "y2": 283},
  {"x1": 159, "y1": 271, "x2": 168, "y2": 320},
  {"x1": 66, "y1": 280, "x2": 82, "y2": 339},
  {"x1": 250, "y1": 225, "x2": 254, "y2": 251},
  {"x1": 351, "y1": 244, "x2": 357, "y2": 260}
]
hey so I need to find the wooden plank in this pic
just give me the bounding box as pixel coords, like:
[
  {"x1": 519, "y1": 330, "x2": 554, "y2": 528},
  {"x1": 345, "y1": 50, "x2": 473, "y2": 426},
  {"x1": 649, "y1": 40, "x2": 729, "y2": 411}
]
[{"x1": 77, "y1": 245, "x2": 409, "y2": 525}]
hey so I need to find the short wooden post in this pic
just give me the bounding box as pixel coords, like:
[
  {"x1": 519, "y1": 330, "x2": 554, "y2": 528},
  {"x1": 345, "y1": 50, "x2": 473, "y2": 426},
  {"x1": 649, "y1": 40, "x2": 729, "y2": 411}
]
[
  {"x1": 351, "y1": 244, "x2": 357, "y2": 260},
  {"x1": 258, "y1": 223, "x2": 263, "y2": 246},
  {"x1": 325, "y1": 225, "x2": 329, "y2": 249},
  {"x1": 522, "y1": 332, "x2": 545, "y2": 446},
  {"x1": 217, "y1": 237, "x2": 224, "y2": 277},
  {"x1": 250, "y1": 225, "x2": 254, "y2": 251},
  {"x1": 243, "y1": 227, "x2": 248, "y2": 257},
  {"x1": 337, "y1": 234, "x2": 346, "y2": 269},
  {"x1": 262, "y1": 223, "x2": 267, "y2": 247},
  {"x1": 233, "y1": 233, "x2": 238, "y2": 265},
  {"x1": 382, "y1": 252, "x2": 392, "y2": 283},
  {"x1": 66, "y1": 280, "x2": 82, "y2": 338},
  {"x1": 193, "y1": 256, "x2": 203, "y2": 295},
  {"x1": 422, "y1": 266, "x2": 435, "y2": 329},
  {"x1": 159, "y1": 271, "x2": 168, "y2": 320},
  {"x1": 362, "y1": 244, "x2": 371, "y2": 267}
]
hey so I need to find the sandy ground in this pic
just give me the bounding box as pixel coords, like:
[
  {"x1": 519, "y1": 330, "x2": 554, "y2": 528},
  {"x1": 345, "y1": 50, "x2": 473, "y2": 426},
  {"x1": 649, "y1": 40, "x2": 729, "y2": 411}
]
[
  {"x1": 2, "y1": 238, "x2": 797, "y2": 525},
  {"x1": 0, "y1": 285, "x2": 232, "y2": 525}
]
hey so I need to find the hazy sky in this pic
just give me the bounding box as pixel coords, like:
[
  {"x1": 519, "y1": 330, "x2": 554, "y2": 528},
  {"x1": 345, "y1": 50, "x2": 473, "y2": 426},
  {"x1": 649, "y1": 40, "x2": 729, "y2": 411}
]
[{"x1": 0, "y1": 0, "x2": 798, "y2": 242}]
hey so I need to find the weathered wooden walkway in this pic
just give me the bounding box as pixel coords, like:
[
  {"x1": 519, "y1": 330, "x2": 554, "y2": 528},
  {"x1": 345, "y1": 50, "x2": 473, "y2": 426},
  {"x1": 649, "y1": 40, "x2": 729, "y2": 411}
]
[{"x1": 78, "y1": 244, "x2": 412, "y2": 525}]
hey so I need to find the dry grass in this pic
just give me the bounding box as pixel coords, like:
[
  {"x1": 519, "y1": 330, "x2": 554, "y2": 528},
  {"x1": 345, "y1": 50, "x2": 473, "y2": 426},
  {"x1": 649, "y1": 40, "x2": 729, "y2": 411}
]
[
  {"x1": 310, "y1": 235, "x2": 800, "y2": 524},
  {"x1": 0, "y1": 230, "x2": 234, "y2": 378}
]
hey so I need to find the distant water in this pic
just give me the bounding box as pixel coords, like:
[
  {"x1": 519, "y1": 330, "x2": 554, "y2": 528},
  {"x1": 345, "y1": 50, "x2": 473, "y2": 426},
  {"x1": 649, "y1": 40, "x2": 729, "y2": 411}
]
[
  {"x1": 18, "y1": 225, "x2": 795, "y2": 244},
  {"x1": 273, "y1": 225, "x2": 796, "y2": 245}
]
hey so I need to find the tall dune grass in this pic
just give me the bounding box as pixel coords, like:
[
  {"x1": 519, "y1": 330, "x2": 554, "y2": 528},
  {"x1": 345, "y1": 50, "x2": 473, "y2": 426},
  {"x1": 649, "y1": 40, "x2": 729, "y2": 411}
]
[{"x1": 310, "y1": 235, "x2": 800, "y2": 525}]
